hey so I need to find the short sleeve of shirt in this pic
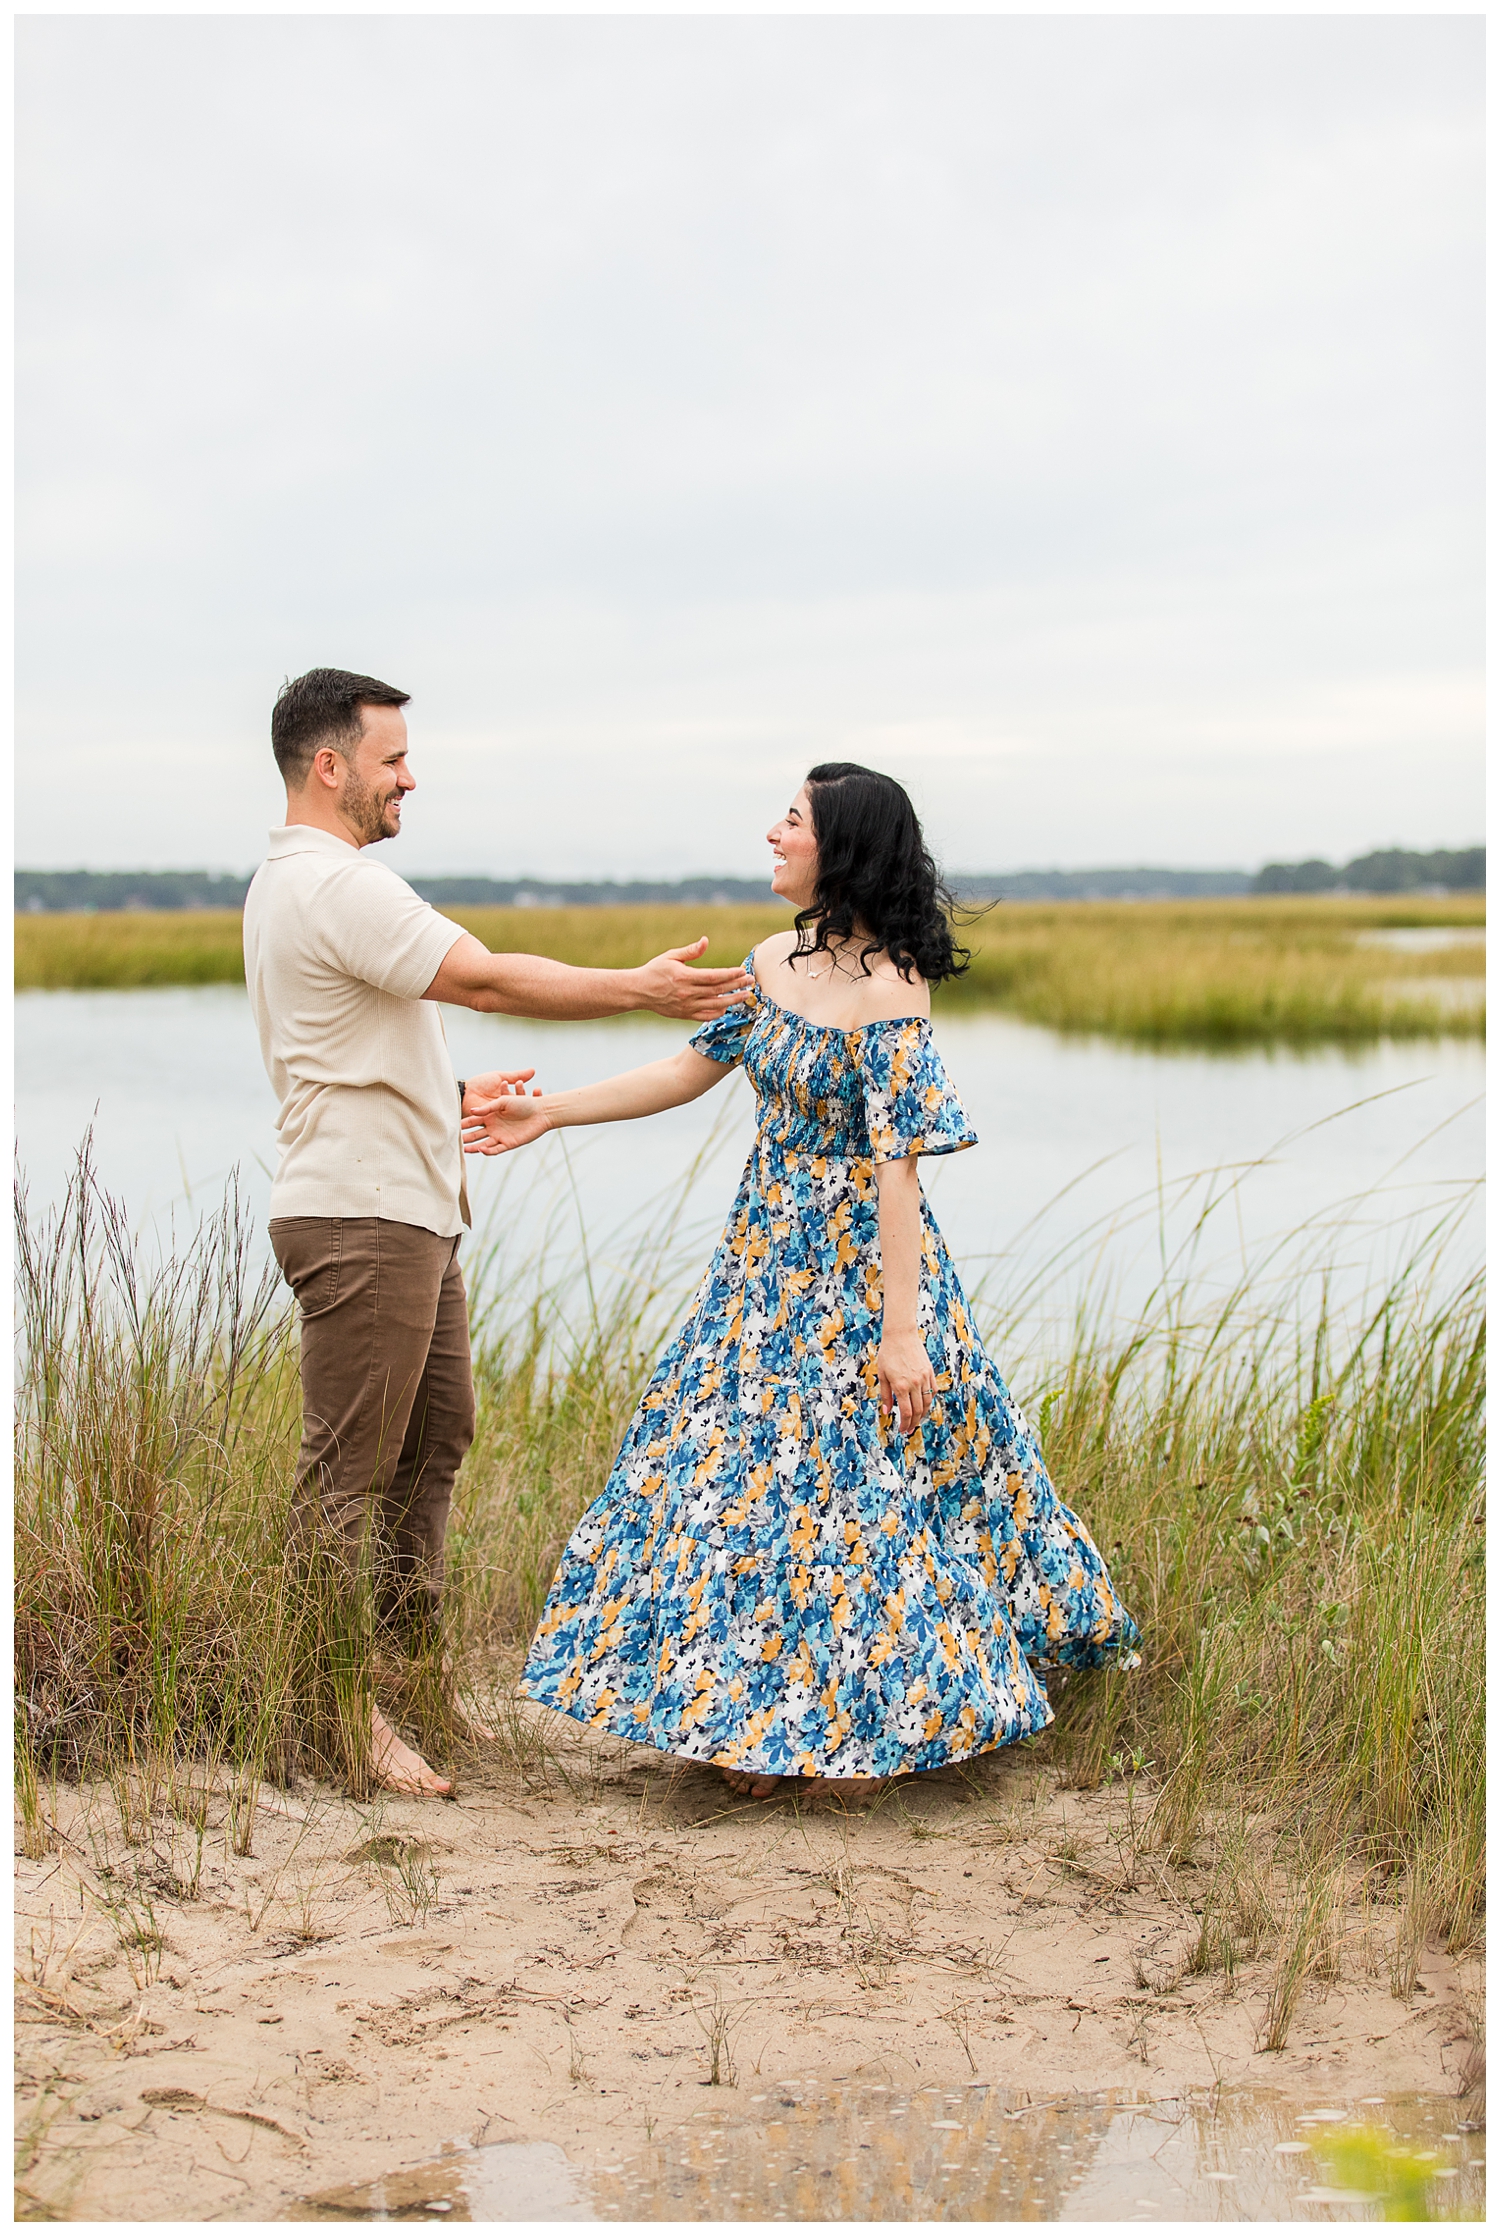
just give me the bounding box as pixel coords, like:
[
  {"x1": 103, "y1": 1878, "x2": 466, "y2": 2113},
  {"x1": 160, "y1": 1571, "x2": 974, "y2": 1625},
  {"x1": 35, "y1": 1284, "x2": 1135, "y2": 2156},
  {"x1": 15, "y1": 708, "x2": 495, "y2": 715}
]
[
  {"x1": 859, "y1": 1017, "x2": 978, "y2": 1164},
  {"x1": 313, "y1": 859, "x2": 466, "y2": 999},
  {"x1": 688, "y1": 953, "x2": 762, "y2": 1068}
]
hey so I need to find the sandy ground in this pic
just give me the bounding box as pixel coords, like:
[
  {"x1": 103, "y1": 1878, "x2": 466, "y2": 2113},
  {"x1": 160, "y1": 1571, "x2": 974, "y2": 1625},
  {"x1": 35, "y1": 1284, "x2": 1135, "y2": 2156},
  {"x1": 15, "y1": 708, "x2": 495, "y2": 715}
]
[{"x1": 15, "y1": 1707, "x2": 1483, "y2": 2222}]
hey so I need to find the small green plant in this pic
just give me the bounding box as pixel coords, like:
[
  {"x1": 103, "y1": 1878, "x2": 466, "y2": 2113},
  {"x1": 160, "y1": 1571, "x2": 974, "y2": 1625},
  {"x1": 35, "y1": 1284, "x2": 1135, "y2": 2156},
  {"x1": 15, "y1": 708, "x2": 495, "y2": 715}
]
[
  {"x1": 686, "y1": 1973, "x2": 745, "y2": 2088},
  {"x1": 1313, "y1": 2126, "x2": 1456, "y2": 2220},
  {"x1": 937, "y1": 2000, "x2": 979, "y2": 2075},
  {"x1": 15, "y1": 1724, "x2": 52, "y2": 1860},
  {"x1": 565, "y1": 2018, "x2": 592, "y2": 2083},
  {"x1": 380, "y1": 1841, "x2": 440, "y2": 1929},
  {"x1": 94, "y1": 1872, "x2": 165, "y2": 1989},
  {"x1": 166, "y1": 1782, "x2": 213, "y2": 1900},
  {"x1": 23, "y1": 1895, "x2": 97, "y2": 2003}
]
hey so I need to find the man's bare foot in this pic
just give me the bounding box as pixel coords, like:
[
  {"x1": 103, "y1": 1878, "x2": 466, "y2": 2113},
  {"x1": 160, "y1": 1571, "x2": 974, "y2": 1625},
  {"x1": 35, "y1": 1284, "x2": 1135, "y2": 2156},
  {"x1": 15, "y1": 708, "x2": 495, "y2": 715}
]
[
  {"x1": 371, "y1": 1703, "x2": 452, "y2": 1796},
  {"x1": 800, "y1": 1776, "x2": 886, "y2": 1808},
  {"x1": 720, "y1": 1766, "x2": 783, "y2": 1800}
]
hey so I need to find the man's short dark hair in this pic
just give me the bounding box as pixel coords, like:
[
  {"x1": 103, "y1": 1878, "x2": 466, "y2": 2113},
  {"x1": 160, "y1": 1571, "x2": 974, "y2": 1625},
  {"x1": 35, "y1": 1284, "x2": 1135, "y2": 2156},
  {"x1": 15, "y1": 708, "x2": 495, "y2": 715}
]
[{"x1": 271, "y1": 668, "x2": 411, "y2": 786}]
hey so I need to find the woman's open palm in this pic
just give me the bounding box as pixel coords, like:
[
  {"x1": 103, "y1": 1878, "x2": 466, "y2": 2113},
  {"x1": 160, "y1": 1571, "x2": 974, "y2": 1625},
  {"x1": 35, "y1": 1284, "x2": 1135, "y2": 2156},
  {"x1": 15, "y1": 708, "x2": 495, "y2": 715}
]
[{"x1": 461, "y1": 1082, "x2": 551, "y2": 1157}]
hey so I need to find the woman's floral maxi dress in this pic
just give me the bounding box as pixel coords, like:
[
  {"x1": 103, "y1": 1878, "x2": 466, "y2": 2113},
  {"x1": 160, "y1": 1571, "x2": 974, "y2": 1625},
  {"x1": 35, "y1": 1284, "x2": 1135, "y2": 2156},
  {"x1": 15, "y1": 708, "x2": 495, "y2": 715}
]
[{"x1": 520, "y1": 966, "x2": 1140, "y2": 1779}]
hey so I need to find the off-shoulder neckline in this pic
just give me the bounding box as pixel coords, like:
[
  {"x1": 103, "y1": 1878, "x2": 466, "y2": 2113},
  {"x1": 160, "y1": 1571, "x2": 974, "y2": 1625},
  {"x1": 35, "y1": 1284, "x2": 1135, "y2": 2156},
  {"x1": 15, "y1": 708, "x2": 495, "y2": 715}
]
[{"x1": 744, "y1": 952, "x2": 929, "y2": 1039}]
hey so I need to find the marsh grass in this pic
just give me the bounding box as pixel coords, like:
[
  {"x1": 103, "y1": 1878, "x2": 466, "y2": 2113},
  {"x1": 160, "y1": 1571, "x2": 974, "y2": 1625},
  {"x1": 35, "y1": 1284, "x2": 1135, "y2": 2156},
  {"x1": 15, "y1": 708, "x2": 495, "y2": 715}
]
[
  {"x1": 16, "y1": 894, "x2": 1483, "y2": 1043},
  {"x1": 15, "y1": 1135, "x2": 1484, "y2": 2040},
  {"x1": 943, "y1": 894, "x2": 1485, "y2": 1043},
  {"x1": 16, "y1": 908, "x2": 251, "y2": 989},
  {"x1": 11, "y1": 904, "x2": 789, "y2": 993}
]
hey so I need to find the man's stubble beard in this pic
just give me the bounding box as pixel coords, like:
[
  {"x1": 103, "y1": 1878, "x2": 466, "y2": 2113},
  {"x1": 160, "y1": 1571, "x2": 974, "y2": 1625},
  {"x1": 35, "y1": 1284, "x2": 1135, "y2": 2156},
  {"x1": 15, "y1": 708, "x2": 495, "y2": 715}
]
[{"x1": 342, "y1": 765, "x2": 400, "y2": 846}]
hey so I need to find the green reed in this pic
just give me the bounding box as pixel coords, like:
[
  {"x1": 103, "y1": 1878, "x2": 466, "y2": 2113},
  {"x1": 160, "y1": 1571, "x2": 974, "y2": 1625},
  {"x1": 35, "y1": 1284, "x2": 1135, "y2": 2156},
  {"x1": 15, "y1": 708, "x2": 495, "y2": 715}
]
[{"x1": 14, "y1": 1140, "x2": 1483, "y2": 1967}]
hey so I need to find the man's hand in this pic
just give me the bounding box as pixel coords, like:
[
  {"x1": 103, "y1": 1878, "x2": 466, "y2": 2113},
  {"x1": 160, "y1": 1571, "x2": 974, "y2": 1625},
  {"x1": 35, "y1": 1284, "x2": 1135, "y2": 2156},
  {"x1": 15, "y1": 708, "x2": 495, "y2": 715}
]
[
  {"x1": 462, "y1": 1075, "x2": 551, "y2": 1158},
  {"x1": 630, "y1": 939, "x2": 755, "y2": 1021},
  {"x1": 461, "y1": 1068, "x2": 537, "y2": 1116}
]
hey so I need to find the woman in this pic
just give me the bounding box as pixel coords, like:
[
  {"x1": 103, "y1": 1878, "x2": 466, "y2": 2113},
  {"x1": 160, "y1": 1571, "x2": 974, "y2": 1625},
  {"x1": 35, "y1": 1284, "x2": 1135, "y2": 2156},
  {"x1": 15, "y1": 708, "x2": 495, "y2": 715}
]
[{"x1": 469, "y1": 763, "x2": 1139, "y2": 1803}]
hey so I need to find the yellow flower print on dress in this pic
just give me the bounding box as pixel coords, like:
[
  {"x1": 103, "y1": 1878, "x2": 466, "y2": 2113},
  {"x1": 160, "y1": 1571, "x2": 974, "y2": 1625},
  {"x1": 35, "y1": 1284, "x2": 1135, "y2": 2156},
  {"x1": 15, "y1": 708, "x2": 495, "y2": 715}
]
[{"x1": 519, "y1": 955, "x2": 1139, "y2": 1779}]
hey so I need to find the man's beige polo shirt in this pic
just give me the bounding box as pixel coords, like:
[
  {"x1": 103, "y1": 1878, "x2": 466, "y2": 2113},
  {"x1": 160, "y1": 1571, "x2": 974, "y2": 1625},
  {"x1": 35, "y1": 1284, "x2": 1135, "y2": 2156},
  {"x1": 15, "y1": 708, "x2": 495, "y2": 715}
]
[{"x1": 244, "y1": 826, "x2": 471, "y2": 1236}]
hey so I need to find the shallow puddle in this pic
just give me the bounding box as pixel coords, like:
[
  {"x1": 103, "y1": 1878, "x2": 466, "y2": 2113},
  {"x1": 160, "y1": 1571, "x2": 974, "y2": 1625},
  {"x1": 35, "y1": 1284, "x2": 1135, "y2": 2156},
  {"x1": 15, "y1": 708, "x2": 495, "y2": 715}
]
[{"x1": 288, "y1": 2083, "x2": 1484, "y2": 2221}]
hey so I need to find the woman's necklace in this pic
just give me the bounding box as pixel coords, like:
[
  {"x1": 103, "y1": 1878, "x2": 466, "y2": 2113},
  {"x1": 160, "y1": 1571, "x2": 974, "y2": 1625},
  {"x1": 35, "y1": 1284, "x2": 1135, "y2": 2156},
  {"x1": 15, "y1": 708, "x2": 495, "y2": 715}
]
[{"x1": 793, "y1": 929, "x2": 877, "y2": 983}]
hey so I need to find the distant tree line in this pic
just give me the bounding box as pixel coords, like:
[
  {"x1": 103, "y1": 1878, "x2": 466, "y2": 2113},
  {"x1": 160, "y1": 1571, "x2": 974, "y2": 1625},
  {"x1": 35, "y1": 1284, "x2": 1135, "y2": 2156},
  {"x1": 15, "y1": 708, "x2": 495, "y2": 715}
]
[
  {"x1": 11, "y1": 871, "x2": 780, "y2": 913},
  {"x1": 15, "y1": 870, "x2": 257, "y2": 913},
  {"x1": 14, "y1": 866, "x2": 1254, "y2": 911},
  {"x1": 1251, "y1": 846, "x2": 1484, "y2": 895},
  {"x1": 956, "y1": 868, "x2": 1251, "y2": 901},
  {"x1": 13, "y1": 847, "x2": 1483, "y2": 913}
]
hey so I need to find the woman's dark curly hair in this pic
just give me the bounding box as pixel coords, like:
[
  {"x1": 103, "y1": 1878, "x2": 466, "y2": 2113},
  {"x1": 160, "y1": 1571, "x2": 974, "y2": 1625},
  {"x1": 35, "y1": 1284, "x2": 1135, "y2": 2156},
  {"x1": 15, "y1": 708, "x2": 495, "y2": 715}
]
[{"x1": 788, "y1": 761, "x2": 971, "y2": 985}]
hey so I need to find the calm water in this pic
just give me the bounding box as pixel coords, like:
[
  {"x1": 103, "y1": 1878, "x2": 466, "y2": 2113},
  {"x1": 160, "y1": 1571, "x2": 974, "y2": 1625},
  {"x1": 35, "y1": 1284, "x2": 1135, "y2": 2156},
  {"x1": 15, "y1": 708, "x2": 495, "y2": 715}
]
[
  {"x1": 14, "y1": 988, "x2": 1483, "y2": 1357},
  {"x1": 288, "y1": 2083, "x2": 1484, "y2": 2222}
]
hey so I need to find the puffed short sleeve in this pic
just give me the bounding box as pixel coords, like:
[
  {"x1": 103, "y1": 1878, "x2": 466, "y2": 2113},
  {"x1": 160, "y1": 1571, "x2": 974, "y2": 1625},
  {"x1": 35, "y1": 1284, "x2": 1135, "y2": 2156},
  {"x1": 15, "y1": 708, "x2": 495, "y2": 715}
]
[
  {"x1": 688, "y1": 954, "x2": 762, "y2": 1069},
  {"x1": 859, "y1": 1017, "x2": 978, "y2": 1164}
]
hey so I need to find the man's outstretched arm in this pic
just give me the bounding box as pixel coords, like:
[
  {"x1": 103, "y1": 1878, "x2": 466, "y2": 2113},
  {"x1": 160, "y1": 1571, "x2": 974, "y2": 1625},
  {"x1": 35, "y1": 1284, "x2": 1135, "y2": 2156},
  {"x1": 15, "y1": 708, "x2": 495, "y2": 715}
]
[{"x1": 423, "y1": 932, "x2": 755, "y2": 1022}]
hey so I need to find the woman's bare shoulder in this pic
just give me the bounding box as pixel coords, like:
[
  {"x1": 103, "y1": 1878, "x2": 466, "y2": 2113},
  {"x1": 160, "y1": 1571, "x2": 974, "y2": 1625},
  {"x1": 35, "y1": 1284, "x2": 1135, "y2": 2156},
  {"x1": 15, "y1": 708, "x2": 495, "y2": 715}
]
[
  {"x1": 751, "y1": 929, "x2": 799, "y2": 986},
  {"x1": 853, "y1": 959, "x2": 931, "y2": 1025}
]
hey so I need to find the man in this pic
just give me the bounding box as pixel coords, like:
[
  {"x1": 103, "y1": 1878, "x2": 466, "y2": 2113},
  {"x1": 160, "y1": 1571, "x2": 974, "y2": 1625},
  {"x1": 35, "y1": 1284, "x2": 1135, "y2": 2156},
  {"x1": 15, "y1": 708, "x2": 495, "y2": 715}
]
[{"x1": 243, "y1": 667, "x2": 752, "y2": 1797}]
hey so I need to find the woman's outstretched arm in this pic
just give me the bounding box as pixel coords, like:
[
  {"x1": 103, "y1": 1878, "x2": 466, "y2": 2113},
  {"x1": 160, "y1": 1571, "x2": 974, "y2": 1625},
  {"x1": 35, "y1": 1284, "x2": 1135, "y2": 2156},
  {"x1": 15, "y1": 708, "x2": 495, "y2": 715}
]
[{"x1": 462, "y1": 1049, "x2": 734, "y2": 1155}]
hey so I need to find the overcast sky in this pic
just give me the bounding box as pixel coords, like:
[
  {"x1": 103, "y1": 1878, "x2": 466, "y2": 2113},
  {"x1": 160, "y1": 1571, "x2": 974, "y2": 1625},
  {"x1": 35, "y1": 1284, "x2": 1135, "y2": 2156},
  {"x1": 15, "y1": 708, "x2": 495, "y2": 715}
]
[{"x1": 16, "y1": 14, "x2": 1482, "y2": 879}]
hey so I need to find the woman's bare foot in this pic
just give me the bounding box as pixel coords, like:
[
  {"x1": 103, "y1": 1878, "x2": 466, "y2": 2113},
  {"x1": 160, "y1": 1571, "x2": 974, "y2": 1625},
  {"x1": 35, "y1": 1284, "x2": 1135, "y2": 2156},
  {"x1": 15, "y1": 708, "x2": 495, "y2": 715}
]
[
  {"x1": 371, "y1": 1703, "x2": 452, "y2": 1796},
  {"x1": 800, "y1": 1776, "x2": 886, "y2": 1808},
  {"x1": 720, "y1": 1766, "x2": 783, "y2": 1800},
  {"x1": 450, "y1": 1695, "x2": 500, "y2": 1744}
]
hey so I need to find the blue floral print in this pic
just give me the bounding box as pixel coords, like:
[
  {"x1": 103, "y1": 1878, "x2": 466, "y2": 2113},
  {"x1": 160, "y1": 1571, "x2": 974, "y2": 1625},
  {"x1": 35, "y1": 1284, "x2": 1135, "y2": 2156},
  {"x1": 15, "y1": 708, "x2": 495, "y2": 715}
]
[{"x1": 519, "y1": 958, "x2": 1140, "y2": 1779}]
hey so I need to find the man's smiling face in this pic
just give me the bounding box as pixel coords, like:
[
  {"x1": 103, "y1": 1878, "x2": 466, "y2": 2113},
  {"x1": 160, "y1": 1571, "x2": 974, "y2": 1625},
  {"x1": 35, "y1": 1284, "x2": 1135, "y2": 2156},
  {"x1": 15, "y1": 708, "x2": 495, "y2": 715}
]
[{"x1": 337, "y1": 703, "x2": 415, "y2": 845}]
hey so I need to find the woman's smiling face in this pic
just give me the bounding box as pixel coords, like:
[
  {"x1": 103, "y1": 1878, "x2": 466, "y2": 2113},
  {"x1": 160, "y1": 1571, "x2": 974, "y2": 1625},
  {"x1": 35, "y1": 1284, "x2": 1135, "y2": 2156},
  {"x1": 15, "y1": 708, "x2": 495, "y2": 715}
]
[{"x1": 767, "y1": 786, "x2": 818, "y2": 910}]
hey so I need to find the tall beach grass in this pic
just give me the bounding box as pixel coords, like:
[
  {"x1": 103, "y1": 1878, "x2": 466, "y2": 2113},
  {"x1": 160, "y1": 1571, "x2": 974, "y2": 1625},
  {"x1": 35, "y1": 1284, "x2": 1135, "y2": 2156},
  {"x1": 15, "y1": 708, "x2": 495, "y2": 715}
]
[
  {"x1": 15, "y1": 1153, "x2": 303, "y2": 1840},
  {"x1": 16, "y1": 1141, "x2": 1484, "y2": 1970},
  {"x1": 16, "y1": 893, "x2": 1484, "y2": 1043}
]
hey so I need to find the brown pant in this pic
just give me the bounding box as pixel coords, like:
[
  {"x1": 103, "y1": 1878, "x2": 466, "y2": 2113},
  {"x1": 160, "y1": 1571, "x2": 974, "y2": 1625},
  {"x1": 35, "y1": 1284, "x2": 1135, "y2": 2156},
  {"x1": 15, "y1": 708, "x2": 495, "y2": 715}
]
[{"x1": 269, "y1": 1216, "x2": 476, "y2": 1646}]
